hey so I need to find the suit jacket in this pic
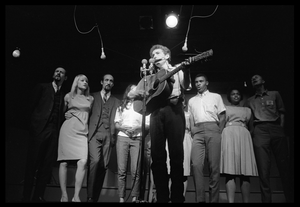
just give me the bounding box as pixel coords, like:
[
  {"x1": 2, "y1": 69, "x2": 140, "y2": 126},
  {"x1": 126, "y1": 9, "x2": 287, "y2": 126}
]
[
  {"x1": 30, "y1": 82, "x2": 65, "y2": 137},
  {"x1": 88, "y1": 91, "x2": 120, "y2": 144}
]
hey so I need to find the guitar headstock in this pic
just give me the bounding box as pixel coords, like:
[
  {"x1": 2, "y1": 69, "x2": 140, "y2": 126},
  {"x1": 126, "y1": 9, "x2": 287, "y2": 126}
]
[{"x1": 183, "y1": 49, "x2": 213, "y2": 65}]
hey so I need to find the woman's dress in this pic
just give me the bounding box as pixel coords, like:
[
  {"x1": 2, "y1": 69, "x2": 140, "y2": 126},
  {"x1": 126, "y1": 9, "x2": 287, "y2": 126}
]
[
  {"x1": 220, "y1": 105, "x2": 258, "y2": 176},
  {"x1": 57, "y1": 94, "x2": 92, "y2": 161}
]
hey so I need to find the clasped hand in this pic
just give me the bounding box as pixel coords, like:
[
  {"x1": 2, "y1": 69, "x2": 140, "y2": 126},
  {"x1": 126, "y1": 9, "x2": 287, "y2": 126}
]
[{"x1": 121, "y1": 125, "x2": 140, "y2": 138}]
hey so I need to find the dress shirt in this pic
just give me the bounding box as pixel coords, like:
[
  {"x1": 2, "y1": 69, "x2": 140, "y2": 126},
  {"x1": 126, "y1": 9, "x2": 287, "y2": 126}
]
[
  {"x1": 166, "y1": 64, "x2": 192, "y2": 99},
  {"x1": 52, "y1": 81, "x2": 61, "y2": 93},
  {"x1": 188, "y1": 90, "x2": 226, "y2": 124}
]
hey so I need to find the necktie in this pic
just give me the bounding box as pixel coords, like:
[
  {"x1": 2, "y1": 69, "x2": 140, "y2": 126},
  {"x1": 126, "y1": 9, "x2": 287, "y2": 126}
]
[{"x1": 103, "y1": 93, "x2": 107, "y2": 103}]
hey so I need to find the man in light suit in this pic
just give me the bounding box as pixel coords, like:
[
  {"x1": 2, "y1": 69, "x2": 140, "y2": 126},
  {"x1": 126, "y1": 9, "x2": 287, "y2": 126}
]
[
  {"x1": 22, "y1": 67, "x2": 67, "y2": 202},
  {"x1": 86, "y1": 74, "x2": 120, "y2": 202}
]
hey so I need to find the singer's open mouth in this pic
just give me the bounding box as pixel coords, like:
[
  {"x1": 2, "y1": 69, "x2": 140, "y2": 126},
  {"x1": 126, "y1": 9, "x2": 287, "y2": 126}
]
[{"x1": 154, "y1": 59, "x2": 162, "y2": 63}]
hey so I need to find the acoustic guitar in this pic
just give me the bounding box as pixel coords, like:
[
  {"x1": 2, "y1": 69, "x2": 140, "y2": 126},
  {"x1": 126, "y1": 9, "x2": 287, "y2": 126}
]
[{"x1": 133, "y1": 49, "x2": 213, "y2": 115}]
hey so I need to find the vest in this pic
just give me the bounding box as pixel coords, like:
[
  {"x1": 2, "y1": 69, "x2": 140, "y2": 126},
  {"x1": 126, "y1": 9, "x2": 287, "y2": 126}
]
[
  {"x1": 49, "y1": 90, "x2": 61, "y2": 125},
  {"x1": 99, "y1": 99, "x2": 110, "y2": 129}
]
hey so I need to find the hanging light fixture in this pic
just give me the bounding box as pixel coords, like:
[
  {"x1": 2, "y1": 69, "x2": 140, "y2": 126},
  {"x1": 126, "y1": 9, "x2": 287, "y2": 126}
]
[{"x1": 165, "y1": 12, "x2": 179, "y2": 29}]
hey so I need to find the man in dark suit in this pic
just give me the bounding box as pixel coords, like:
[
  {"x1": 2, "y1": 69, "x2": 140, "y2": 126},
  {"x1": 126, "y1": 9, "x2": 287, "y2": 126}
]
[
  {"x1": 86, "y1": 74, "x2": 120, "y2": 202},
  {"x1": 22, "y1": 67, "x2": 67, "y2": 202}
]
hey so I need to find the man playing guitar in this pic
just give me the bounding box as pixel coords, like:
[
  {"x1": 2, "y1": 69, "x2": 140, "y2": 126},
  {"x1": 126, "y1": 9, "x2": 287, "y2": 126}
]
[{"x1": 129, "y1": 44, "x2": 192, "y2": 203}]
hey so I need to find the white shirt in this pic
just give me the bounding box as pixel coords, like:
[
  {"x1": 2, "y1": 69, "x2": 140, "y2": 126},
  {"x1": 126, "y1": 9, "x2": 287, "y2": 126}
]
[
  {"x1": 52, "y1": 81, "x2": 61, "y2": 92},
  {"x1": 100, "y1": 90, "x2": 111, "y2": 102},
  {"x1": 114, "y1": 102, "x2": 150, "y2": 137},
  {"x1": 188, "y1": 90, "x2": 226, "y2": 124},
  {"x1": 167, "y1": 64, "x2": 192, "y2": 98}
]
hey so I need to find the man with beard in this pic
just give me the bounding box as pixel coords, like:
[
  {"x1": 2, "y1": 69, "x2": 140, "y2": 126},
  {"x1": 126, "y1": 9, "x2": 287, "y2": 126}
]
[
  {"x1": 22, "y1": 67, "x2": 67, "y2": 202},
  {"x1": 86, "y1": 74, "x2": 120, "y2": 202}
]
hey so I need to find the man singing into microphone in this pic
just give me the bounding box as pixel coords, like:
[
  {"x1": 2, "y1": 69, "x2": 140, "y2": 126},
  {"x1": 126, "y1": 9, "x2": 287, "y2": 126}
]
[{"x1": 129, "y1": 44, "x2": 191, "y2": 203}]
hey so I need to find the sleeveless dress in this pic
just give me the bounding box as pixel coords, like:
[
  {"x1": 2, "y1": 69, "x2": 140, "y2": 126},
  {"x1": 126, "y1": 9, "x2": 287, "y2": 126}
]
[
  {"x1": 57, "y1": 94, "x2": 92, "y2": 161},
  {"x1": 220, "y1": 105, "x2": 258, "y2": 176}
]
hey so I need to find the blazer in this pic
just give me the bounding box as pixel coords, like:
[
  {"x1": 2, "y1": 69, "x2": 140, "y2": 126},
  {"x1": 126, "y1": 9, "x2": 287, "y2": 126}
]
[
  {"x1": 88, "y1": 91, "x2": 120, "y2": 143},
  {"x1": 30, "y1": 82, "x2": 65, "y2": 137}
]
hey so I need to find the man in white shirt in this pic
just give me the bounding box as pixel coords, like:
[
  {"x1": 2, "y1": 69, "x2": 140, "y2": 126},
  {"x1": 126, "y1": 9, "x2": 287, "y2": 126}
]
[{"x1": 188, "y1": 73, "x2": 226, "y2": 203}]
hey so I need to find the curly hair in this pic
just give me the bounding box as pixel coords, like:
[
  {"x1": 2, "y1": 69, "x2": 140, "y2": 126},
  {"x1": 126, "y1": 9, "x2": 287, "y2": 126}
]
[{"x1": 149, "y1": 44, "x2": 171, "y2": 61}]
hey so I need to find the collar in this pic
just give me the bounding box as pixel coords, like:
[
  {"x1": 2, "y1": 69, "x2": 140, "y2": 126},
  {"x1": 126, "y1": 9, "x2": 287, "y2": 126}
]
[
  {"x1": 197, "y1": 89, "x2": 209, "y2": 97},
  {"x1": 254, "y1": 89, "x2": 268, "y2": 98},
  {"x1": 101, "y1": 90, "x2": 111, "y2": 98},
  {"x1": 52, "y1": 81, "x2": 61, "y2": 91},
  {"x1": 157, "y1": 62, "x2": 173, "y2": 71}
]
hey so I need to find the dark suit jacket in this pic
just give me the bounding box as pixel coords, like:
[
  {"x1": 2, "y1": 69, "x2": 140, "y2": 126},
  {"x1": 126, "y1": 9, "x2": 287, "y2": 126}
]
[
  {"x1": 88, "y1": 91, "x2": 120, "y2": 144},
  {"x1": 30, "y1": 82, "x2": 65, "y2": 137}
]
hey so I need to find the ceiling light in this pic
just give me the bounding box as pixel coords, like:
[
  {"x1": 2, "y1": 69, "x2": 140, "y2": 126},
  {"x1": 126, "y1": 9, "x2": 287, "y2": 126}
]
[{"x1": 165, "y1": 13, "x2": 179, "y2": 29}]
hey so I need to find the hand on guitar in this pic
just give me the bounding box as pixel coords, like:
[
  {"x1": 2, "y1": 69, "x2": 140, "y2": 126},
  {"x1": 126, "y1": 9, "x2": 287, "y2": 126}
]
[
  {"x1": 128, "y1": 88, "x2": 149, "y2": 100},
  {"x1": 182, "y1": 56, "x2": 195, "y2": 67}
]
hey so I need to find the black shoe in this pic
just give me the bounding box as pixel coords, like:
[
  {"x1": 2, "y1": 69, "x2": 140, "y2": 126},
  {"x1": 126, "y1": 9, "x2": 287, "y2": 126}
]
[
  {"x1": 21, "y1": 197, "x2": 30, "y2": 203},
  {"x1": 87, "y1": 197, "x2": 94, "y2": 202},
  {"x1": 32, "y1": 196, "x2": 46, "y2": 202}
]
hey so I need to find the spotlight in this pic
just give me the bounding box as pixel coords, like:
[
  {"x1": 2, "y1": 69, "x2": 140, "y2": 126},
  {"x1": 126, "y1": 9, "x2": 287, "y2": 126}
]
[{"x1": 165, "y1": 13, "x2": 179, "y2": 29}]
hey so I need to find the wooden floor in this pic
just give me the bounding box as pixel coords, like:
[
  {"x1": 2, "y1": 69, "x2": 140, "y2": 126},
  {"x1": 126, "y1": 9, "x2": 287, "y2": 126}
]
[{"x1": 5, "y1": 126, "x2": 293, "y2": 203}]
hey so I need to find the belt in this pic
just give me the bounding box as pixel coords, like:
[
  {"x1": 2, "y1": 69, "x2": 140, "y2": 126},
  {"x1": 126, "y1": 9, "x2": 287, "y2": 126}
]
[
  {"x1": 254, "y1": 120, "x2": 280, "y2": 126},
  {"x1": 194, "y1": 121, "x2": 217, "y2": 127},
  {"x1": 225, "y1": 122, "x2": 246, "y2": 127}
]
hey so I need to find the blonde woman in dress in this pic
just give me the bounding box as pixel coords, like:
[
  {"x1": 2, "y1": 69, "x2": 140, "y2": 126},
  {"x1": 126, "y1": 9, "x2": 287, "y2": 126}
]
[{"x1": 57, "y1": 74, "x2": 94, "y2": 202}]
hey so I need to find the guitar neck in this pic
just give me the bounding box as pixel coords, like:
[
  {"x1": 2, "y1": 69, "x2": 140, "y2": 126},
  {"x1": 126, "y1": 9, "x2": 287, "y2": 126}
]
[
  {"x1": 158, "y1": 63, "x2": 184, "y2": 83},
  {"x1": 158, "y1": 49, "x2": 213, "y2": 84}
]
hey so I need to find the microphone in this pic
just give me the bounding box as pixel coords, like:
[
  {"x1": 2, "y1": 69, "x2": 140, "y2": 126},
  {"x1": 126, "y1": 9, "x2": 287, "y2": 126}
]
[
  {"x1": 141, "y1": 59, "x2": 147, "y2": 69},
  {"x1": 149, "y1": 58, "x2": 154, "y2": 66},
  {"x1": 149, "y1": 58, "x2": 155, "y2": 74},
  {"x1": 101, "y1": 47, "x2": 106, "y2": 59},
  {"x1": 182, "y1": 37, "x2": 188, "y2": 52}
]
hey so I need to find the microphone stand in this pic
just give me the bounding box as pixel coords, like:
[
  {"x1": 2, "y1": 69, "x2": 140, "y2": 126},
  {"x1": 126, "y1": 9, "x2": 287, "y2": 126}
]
[{"x1": 136, "y1": 65, "x2": 149, "y2": 203}]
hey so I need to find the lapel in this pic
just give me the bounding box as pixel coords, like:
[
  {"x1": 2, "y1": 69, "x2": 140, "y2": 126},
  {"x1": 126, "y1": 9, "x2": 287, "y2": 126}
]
[{"x1": 94, "y1": 92, "x2": 103, "y2": 114}]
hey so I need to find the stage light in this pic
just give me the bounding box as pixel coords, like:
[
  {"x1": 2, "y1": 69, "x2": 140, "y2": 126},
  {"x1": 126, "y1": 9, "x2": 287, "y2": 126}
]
[
  {"x1": 12, "y1": 47, "x2": 20, "y2": 58},
  {"x1": 165, "y1": 13, "x2": 179, "y2": 29}
]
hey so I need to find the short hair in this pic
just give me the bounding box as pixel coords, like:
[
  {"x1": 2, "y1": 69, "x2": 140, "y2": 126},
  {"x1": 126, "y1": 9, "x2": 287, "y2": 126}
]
[
  {"x1": 194, "y1": 73, "x2": 208, "y2": 81},
  {"x1": 226, "y1": 87, "x2": 244, "y2": 103},
  {"x1": 102, "y1": 74, "x2": 114, "y2": 82},
  {"x1": 149, "y1": 44, "x2": 171, "y2": 61},
  {"x1": 55, "y1": 66, "x2": 67, "y2": 75}
]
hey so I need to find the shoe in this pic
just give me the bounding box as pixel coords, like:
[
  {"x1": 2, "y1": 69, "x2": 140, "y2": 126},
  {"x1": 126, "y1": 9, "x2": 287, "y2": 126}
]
[
  {"x1": 87, "y1": 197, "x2": 94, "y2": 202},
  {"x1": 72, "y1": 197, "x2": 81, "y2": 202},
  {"x1": 32, "y1": 196, "x2": 46, "y2": 202},
  {"x1": 60, "y1": 196, "x2": 68, "y2": 202},
  {"x1": 21, "y1": 197, "x2": 30, "y2": 203}
]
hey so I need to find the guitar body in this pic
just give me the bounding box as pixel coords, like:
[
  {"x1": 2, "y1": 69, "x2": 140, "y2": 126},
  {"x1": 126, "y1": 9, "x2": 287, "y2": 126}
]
[
  {"x1": 133, "y1": 49, "x2": 213, "y2": 115},
  {"x1": 133, "y1": 69, "x2": 173, "y2": 115}
]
